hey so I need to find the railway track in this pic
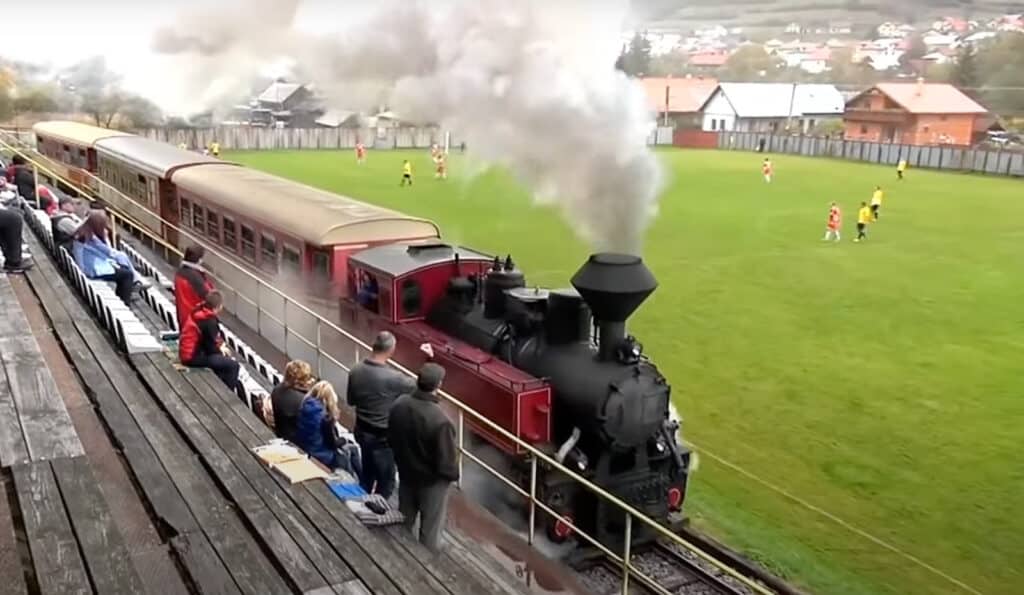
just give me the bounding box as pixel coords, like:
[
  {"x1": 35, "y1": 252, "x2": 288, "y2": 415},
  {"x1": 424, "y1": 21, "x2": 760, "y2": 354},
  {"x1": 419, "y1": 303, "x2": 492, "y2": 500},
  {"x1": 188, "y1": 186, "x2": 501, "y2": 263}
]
[{"x1": 577, "y1": 538, "x2": 779, "y2": 595}]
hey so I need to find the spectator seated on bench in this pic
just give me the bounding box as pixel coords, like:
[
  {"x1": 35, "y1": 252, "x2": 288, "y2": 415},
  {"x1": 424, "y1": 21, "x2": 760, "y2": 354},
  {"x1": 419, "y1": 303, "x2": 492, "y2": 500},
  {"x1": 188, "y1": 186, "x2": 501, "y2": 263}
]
[
  {"x1": 73, "y1": 210, "x2": 148, "y2": 304},
  {"x1": 51, "y1": 196, "x2": 84, "y2": 251},
  {"x1": 174, "y1": 243, "x2": 215, "y2": 332},
  {"x1": 0, "y1": 191, "x2": 33, "y2": 274},
  {"x1": 179, "y1": 290, "x2": 241, "y2": 390},
  {"x1": 296, "y1": 381, "x2": 361, "y2": 476},
  {"x1": 271, "y1": 360, "x2": 315, "y2": 444}
]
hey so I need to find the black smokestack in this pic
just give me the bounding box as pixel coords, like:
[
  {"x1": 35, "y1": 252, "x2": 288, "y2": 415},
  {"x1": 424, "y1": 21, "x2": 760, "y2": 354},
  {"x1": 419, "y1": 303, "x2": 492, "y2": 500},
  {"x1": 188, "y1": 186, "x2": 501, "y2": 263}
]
[{"x1": 570, "y1": 253, "x2": 657, "y2": 360}]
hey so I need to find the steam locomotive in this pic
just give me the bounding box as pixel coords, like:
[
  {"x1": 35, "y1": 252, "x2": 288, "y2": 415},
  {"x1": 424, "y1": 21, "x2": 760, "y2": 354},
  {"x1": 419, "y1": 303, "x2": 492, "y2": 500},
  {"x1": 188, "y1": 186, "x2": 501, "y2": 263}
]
[{"x1": 341, "y1": 245, "x2": 692, "y2": 549}]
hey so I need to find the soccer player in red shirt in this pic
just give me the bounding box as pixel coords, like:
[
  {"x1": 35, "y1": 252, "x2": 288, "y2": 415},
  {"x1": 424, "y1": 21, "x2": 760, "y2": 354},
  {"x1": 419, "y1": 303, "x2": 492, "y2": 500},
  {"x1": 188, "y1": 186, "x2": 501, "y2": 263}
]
[
  {"x1": 762, "y1": 158, "x2": 773, "y2": 183},
  {"x1": 822, "y1": 202, "x2": 841, "y2": 242},
  {"x1": 355, "y1": 142, "x2": 366, "y2": 164}
]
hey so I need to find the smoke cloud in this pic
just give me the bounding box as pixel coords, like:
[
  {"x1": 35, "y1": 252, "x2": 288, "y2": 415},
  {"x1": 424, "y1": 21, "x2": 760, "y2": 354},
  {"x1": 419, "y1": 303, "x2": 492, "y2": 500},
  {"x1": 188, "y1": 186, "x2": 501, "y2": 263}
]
[{"x1": 154, "y1": 0, "x2": 663, "y2": 254}]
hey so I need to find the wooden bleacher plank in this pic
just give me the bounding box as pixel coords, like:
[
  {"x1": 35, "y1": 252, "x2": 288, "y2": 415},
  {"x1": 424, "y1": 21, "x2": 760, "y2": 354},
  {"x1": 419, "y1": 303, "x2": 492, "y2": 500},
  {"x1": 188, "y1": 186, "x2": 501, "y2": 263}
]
[
  {"x1": 385, "y1": 525, "x2": 496, "y2": 595},
  {"x1": 50, "y1": 456, "x2": 146, "y2": 595},
  {"x1": 12, "y1": 461, "x2": 91, "y2": 595},
  {"x1": 151, "y1": 360, "x2": 359, "y2": 586},
  {"x1": 0, "y1": 361, "x2": 29, "y2": 467},
  {"x1": 23, "y1": 262, "x2": 200, "y2": 536},
  {"x1": 132, "y1": 354, "x2": 337, "y2": 594},
  {"x1": 0, "y1": 336, "x2": 85, "y2": 463},
  {"x1": 169, "y1": 533, "x2": 242, "y2": 595},
  {"x1": 15, "y1": 250, "x2": 190, "y2": 595},
  {"x1": 0, "y1": 475, "x2": 29, "y2": 595},
  {"x1": 92, "y1": 352, "x2": 291, "y2": 595},
  {"x1": 18, "y1": 241, "x2": 259, "y2": 595},
  {"x1": 188, "y1": 372, "x2": 440, "y2": 595},
  {"x1": 0, "y1": 278, "x2": 29, "y2": 464}
]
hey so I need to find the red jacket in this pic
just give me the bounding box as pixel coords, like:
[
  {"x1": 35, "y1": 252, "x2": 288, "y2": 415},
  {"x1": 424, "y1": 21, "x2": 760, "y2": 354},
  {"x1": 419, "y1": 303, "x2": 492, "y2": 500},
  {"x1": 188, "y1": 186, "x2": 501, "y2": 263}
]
[
  {"x1": 174, "y1": 263, "x2": 215, "y2": 331},
  {"x1": 179, "y1": 305, "x2": 223, "y2": 364}
]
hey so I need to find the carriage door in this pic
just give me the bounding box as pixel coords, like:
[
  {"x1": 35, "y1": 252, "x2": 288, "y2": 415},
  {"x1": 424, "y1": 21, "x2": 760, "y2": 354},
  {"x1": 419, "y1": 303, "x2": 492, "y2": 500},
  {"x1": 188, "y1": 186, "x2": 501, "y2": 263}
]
[{"x1": 159, "y1": 180, "x2": 180, "y2": 253}]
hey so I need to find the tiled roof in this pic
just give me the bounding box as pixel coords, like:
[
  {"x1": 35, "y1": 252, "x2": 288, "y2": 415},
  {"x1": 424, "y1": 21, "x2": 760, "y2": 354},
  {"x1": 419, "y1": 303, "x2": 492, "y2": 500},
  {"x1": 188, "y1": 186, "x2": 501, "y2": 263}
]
[
  {"x1": 641, "y1": 77, "x2": 719, "y2": 113},
  {"x1": 874, "y1": 83, "x2": 988, "y2": 114}
]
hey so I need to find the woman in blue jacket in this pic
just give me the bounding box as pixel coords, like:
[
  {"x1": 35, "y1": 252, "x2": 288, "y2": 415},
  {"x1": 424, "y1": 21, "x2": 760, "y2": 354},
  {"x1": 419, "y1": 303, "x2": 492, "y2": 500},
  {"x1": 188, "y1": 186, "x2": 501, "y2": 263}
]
[
  {"x1": 296, "y1": 381, "x2": 360, "y2": 474},
  {"x1": 72, "y1": 210, "x2": 140, "y2": 303}
]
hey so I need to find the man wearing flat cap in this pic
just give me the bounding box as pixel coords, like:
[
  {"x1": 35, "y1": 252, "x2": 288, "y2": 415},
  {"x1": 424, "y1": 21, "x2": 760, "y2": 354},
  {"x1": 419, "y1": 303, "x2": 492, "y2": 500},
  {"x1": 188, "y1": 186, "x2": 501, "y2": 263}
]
[{"x1": 388, "y1": 362, "x2": 458, "y2": 551}]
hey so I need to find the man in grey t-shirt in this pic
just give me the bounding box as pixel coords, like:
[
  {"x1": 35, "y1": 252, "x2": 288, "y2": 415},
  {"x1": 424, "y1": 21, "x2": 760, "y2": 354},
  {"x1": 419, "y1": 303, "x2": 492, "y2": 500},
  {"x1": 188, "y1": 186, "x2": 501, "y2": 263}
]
[{"x1": 347, "y1": 331, "x2": 414, "y2": 499}]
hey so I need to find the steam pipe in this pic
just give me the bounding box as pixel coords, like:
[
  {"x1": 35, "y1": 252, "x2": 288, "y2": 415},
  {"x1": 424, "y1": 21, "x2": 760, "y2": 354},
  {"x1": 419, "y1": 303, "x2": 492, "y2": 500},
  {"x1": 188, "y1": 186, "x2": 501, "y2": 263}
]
[{"x1": 556, "y1": 427, "x2": 582, "y2": 464}]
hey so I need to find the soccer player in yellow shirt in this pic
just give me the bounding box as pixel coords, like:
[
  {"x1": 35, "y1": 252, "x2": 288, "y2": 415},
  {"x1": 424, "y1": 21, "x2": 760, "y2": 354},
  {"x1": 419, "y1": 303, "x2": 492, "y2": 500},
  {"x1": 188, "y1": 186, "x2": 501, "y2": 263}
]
[
  {"x1": 401, "y1": 160, "x2": 413, "y2": 186},
  {"x1": 855, "y1": 202, "x2": 872, "y2": 242},
  {"x1": 897, "y1": 159, "x2": 907, "y2": 180},
  {"x1": 870, "y1": 186, "x2": 883, "y2": 220}
]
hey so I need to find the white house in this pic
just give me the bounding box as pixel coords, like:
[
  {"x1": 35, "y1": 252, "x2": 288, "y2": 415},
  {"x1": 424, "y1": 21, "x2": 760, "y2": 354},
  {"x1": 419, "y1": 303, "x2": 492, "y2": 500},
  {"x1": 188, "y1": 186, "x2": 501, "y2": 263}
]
[{"x1": 700, "y1": 83, "x2": 844, "y2": 133}]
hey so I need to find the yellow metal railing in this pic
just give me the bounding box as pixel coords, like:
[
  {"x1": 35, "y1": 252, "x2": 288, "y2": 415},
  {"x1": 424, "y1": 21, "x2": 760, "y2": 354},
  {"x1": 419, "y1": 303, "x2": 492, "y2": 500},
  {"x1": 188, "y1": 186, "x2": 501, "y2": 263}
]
[{"x1": 0, "y1": 132, "x2": 775, "y2": 595}]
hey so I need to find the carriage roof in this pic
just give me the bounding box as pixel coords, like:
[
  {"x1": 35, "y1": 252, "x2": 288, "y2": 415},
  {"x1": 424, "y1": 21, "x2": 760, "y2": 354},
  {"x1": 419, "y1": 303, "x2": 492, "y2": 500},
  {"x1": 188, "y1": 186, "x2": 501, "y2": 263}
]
[
  {"x1": 94, "y1": 136, "x2": 226, "y2": 178},
  {"x1": 32, "y1": 121, "x2": 133, "y2": 147},
  {"x1": 170, "y1": 164, "x2": 441, "y2": 247}
]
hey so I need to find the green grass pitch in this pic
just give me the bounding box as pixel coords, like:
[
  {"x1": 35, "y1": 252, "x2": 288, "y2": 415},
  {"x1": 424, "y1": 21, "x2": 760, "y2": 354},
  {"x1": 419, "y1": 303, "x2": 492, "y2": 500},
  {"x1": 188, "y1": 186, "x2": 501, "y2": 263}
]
[{"x1": 229, "y1": 147, "x2": 1024, "y2": 595}]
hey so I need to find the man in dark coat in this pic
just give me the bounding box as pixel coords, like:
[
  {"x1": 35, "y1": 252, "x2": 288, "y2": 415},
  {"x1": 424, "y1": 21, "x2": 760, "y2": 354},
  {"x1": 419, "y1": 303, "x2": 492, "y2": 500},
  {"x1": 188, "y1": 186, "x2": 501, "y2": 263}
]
[{"x1": 388, "y1": 363, "x2": 458, "y2": 551}]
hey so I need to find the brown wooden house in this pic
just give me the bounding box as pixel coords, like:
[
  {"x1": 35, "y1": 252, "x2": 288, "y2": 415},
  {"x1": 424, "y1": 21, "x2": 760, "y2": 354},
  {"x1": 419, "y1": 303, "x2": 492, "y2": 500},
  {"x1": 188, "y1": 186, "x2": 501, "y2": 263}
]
[{"x1": 843, "y1": 81, "x2": 988, "y2": 146}]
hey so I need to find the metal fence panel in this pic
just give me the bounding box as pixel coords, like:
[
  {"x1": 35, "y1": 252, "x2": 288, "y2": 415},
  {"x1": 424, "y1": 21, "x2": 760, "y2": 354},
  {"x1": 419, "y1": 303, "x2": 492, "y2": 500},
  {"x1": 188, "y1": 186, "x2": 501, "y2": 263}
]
[
  {"x1": 865, "y1": 143, "x2": 880, "y2": 163},
  {"x1": 1010, "y1": 153, "x2": 1024, "y2": 177}
]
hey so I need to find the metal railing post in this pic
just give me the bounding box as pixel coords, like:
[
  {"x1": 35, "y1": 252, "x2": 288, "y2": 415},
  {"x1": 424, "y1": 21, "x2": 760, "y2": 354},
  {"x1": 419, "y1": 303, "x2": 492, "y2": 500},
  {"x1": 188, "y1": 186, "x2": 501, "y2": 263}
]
[
  {"x1": 621, "y1": 514, "x2": 633, "y2": 595},
  {"x1": 456, "y1": 409, "x2": 464, "y2": 489},
  {"x1": 32, "y1": 167, "x2": 40, "y2": 210},
  {"x1": 315, "y1": 322, "x2": 322, "y2": 378},
  {"x1": 528, "y1": 456, "x2": 538, "y2": 546}
]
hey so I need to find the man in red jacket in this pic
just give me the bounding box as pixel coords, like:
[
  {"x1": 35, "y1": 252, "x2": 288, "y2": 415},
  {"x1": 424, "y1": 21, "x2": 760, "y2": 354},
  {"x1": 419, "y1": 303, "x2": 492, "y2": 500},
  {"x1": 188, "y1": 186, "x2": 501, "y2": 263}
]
[
  {"x1": 174, "y1": 244, "x2": 215, "y2": 331},
  {"x1": 179, "y1": 290, "x2": 239, "y2": 390}
]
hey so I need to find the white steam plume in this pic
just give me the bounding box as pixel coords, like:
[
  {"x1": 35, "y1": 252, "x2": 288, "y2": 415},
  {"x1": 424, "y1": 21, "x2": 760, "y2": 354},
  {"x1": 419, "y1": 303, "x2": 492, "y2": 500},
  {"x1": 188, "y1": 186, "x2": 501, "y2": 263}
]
[{"x1": 155, "y1": 0, "x2": 663, "y2": 254}]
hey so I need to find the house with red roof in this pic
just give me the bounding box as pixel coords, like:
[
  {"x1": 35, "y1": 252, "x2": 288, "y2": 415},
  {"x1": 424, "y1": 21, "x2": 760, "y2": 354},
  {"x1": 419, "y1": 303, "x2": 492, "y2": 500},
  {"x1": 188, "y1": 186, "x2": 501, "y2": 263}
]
[
  {"x1": 843, "y1": 81, "x2": 989, "y2": 146},
  {"x1": 640, "y1": 76, "x2": 719, "y2": 128}
]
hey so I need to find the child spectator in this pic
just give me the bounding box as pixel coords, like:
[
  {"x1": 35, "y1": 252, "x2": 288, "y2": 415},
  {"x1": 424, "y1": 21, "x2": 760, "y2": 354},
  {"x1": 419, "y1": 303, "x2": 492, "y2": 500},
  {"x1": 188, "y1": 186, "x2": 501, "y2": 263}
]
[
  {"x1": 179, "y1": 290, "x2": 240, "y2": 390},
  {"x1": 174, "y1": 244, "x2": 215, "y2": 331},
  {"x1": 295, "y1": 381, "x2": 356, "y2": 471}
]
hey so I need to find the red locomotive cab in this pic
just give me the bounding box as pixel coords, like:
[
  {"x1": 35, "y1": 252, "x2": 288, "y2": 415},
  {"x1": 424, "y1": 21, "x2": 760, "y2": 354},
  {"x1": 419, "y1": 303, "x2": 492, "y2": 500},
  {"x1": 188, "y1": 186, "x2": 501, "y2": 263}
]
[{"x1": 341, "y1": 243, "x2": 553, "y2": 454}]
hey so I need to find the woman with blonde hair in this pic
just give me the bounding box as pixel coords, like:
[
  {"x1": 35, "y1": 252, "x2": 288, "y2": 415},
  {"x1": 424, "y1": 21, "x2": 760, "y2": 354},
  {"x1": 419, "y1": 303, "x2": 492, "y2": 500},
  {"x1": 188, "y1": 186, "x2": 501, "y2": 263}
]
[
  {"x1": 295, "y1": 381, "x2": 345, "y2": 469},
  {"x1": 271, "y1": 360, "x2": 315, "y2": 443}
]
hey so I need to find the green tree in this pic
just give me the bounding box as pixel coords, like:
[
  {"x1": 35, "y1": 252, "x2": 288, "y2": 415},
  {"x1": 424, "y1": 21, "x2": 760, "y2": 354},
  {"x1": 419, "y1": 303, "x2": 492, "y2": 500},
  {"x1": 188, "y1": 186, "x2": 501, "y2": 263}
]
[
  {"x1": 615, "y1": 32, "x2": 652, "y2": 76},
  {"x1": 0, "y1": 67, "x2": 13, "y2": 122},
  {"x1": 720, "y1": 46, "x2": 782, "y2": 81},
  {"x1": 62, "y1": 57, "x2": 162, "y2": 128},
  {"x1": 952, "y1": 44, "x2": 979, "y2": 90},
  {"x1": 975, "y1": 34, "x2": 1024, "y2": 116},
  {"x1": 900, "y1": 34, "x2": 928, "y2": 72},
  {"x1": 13, "y1": 85, "x2": 59, "y2": 115},
  {"x1": 648, "y1": 50, "x2": 690, "y2": 76}
]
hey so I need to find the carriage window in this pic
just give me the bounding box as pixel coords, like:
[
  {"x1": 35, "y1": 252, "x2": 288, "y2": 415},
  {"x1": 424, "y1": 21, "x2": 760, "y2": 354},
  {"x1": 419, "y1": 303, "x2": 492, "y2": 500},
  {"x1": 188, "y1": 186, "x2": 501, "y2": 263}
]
[
  {"x1": 312, "y1": 250, "x2": 331, "y2": 279},
  {"x1": 206, "y1": 210, "x2": 220, "y2": 240},
  {"x1": 180, "y1": 199, "x2": 192, "y2": 227},
  {"x1": 222, "y1": 217, "x2": 237, "y2": 251},
  {"x1": 400, "y1": 279, "x2": 422, "y2": 317},
  {"x1": 192, "y1": 204, "x2": 205, "y2": 234},
  {"x1": 240, "y1": 225, "x2": 256, "y2": 260},
  {"x1": 282, "y1": 245, "x2": 301, "y2": 272},
  {"x1": 261, "y1": 234, "x2": 278, "y2": 270}
]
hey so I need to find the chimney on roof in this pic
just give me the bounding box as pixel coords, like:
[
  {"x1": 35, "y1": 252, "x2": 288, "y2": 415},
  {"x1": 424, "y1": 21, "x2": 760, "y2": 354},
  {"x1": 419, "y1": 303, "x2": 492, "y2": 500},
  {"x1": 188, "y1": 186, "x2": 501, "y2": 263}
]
[{"x1": 916, "y1": 77, "x2": 925, "y2": 96}]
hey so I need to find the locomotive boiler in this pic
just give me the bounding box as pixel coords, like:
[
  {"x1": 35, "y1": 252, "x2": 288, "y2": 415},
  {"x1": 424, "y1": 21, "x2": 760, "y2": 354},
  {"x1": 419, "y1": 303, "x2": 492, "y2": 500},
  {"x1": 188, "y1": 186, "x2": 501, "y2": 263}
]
[{"x1": 425, "y1": 252, "x2": 692, "y2": 547}]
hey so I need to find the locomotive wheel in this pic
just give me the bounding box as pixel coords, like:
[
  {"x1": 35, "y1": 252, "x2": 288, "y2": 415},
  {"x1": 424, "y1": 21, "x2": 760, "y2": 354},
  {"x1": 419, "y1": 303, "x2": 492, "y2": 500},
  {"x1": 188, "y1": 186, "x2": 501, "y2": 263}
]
[{"x1": 546, "y1": 511, "x2": 575, "y2": 543}]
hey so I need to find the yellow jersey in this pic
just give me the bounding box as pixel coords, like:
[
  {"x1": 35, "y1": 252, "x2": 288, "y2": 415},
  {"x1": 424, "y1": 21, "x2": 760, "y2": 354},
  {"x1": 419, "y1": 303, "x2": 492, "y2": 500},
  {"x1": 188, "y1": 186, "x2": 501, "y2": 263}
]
[
  {"x1": 210, "y1": 142, "x2": 220, "y2": 155},
  {"x1": 403, "y1": 162, "x2": 412, "y2": 175},
  {"x1": 858, "y1": 206, "x2": 872, "y2": 224},
  {"x1": 871, "y1": 190, "x2": 883, "y2": 205},
  {"x1": 897, "y1": 160, "x2": 907, "y2": 172}
]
